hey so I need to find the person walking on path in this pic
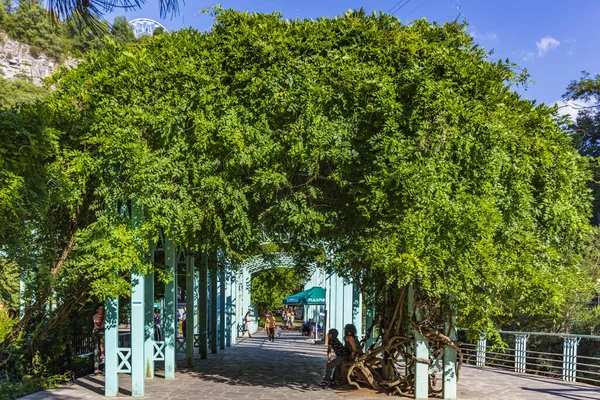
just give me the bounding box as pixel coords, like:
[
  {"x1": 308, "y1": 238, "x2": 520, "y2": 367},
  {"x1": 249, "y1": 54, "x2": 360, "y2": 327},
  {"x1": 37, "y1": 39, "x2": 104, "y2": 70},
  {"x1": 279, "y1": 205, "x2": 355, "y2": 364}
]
[
  {"x1": 289, "y1": 310, "x2": 295, "y2": 328},
  {"x1": 265, "y1": 312, "x2": 277, "y2": 343},
  {"x1": 320, "y1": 328, "x2": 347, "y2": 386},
  {"x1": 181, "y1": 306, "x2": 187, "y2": 338},
  {"x1": 243, "y1": 310, "x2": 253, "y2": 338},
  {"x1": 92, "y1": 303, "x2": 105, "y2": 374}
]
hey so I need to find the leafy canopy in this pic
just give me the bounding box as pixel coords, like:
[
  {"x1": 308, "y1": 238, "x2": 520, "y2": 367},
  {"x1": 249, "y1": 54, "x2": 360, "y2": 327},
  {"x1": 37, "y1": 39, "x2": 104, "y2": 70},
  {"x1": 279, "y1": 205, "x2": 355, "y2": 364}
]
[
  {"x1": 251, "y1": 268, "x2": 309, "y2": 316},
  {"x1": 10, "y1": 9, "x2": 593, "y2": 336}
]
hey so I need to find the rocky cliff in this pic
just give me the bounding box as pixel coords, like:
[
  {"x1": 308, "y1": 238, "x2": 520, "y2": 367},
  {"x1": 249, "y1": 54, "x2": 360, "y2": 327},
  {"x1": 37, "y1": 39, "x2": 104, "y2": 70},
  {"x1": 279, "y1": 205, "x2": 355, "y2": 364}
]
[{"x1": 0, "y1": 34, "x2": 75, "y2": 85}]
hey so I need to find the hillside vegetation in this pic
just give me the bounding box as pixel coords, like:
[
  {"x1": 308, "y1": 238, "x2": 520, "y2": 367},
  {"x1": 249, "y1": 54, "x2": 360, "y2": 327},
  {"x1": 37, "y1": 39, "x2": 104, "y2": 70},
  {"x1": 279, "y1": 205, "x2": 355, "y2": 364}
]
[{"x1": 0, "y1": 0, "x2": 137, "y2": 108}]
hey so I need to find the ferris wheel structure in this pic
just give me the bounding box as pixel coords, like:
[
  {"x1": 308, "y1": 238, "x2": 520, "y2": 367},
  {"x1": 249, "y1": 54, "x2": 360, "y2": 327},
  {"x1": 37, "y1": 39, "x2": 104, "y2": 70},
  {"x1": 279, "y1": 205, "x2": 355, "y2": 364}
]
[{"x1": 128, "y1": 18, "x2": 169, "y2": 38}]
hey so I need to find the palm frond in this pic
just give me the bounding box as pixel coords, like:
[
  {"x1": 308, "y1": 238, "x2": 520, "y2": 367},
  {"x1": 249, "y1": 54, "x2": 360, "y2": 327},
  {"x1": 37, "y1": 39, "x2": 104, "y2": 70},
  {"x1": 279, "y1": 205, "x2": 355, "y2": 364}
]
[{"x1": 47, "y1": 0, "x2": 182, "y2": 21}]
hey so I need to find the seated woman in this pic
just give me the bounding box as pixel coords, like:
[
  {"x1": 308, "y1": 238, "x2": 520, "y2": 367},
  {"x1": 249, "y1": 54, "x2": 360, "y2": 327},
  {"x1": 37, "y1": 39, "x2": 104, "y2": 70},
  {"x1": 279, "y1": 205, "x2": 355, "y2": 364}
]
[{"x1": 343, "y1": 324, "x2": 364, "y2": 359}]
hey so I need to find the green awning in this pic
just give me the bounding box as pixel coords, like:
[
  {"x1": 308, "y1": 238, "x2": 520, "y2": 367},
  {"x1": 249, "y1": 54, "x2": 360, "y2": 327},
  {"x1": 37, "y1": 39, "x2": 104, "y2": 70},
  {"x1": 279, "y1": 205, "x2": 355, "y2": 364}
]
[{"x1": 282, "y1": 286, "x2": 326, "y2": 306}]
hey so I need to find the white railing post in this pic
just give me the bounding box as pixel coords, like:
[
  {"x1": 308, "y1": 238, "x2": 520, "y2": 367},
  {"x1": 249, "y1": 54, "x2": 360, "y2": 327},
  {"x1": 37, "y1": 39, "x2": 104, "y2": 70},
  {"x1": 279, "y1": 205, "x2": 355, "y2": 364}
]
[
  {"x1": 514, "y1": 333, "x2": 529, "y2": 373},
  {"x1": 476, "y1": 335, "x2": 486, "y2": 367},
  {"x1": 562, "y1": 336, "x2": 581, "y2": 382}
]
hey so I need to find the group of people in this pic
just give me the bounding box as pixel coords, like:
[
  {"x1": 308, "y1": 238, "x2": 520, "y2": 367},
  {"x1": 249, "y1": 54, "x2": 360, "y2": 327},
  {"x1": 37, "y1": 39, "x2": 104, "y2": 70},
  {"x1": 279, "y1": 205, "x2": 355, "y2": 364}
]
[
  {"x1": 302, "y1": 319, "x2": 323, "y2": 338},
  {"x1": 91, "y1": 302, "x2": 362, "y2": 387},
  {"x1": 321, "y1": 323, "x2": 363, "y2": 387},
  {"x1": 281, "y1": 307, "x2": 296, "y2": 329},
  {"x1": 242, "y1": 309, "x2": 295, "y2": 343}
]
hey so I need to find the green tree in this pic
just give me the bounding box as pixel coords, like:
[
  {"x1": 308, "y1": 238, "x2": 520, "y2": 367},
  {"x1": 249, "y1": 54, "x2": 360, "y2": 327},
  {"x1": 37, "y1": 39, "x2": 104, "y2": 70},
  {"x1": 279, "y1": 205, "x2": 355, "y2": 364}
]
[
  {"x1": 0, "y1": 76, "x2": 50, "y2": 108},
  {"x1": 2, "y1": 0, "x2": 72, "y2": 60},
  {"x1": 564, "y1": 72, "x2": 600, "y2": 223},
  {"x1": 0, "y1": 258, "x2": 19, "y2": 310},
  {"x1": 0, "y1": 9, "x2": 593, "y2": 395},
  {"x1": 110, "y1": 16, "x2": 136, "y2": 45},
  {"x1": 251, "y1": 268, "x2": 308, "y2": 316}
]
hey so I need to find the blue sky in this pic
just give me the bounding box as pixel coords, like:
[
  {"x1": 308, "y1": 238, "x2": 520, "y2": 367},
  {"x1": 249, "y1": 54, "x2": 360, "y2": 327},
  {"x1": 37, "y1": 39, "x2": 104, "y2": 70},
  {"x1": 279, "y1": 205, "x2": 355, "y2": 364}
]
[{"x1": 105, "y1": 0, "x2": 600, "y2": 112}]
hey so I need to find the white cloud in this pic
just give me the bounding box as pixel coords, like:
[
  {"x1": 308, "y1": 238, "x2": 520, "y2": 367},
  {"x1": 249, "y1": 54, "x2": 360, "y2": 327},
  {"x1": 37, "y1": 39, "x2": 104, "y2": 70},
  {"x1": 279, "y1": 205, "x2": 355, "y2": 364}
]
[
  {"x1": 536, "y1": 36, "x2": 560, "y2": 57},
  {"x1": 555, "y1": 99, "x2": 595, "y2": 121},
  {"x1": 563, "y1": 39, "x2": 576, "y2": 56},
  {"x1": 470, "y1": 29, "x2": 498, "y2": 41},
  {"x1": 515, "y1": 49, "x2": 535, "y2": 62}
]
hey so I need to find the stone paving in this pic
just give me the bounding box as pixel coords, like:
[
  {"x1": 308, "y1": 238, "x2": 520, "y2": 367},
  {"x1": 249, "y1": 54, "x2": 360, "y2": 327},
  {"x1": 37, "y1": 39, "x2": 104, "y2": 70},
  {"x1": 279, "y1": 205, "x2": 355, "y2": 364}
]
[{"x1": 20, "y1": 329, "x2": 600, "y2": 400}]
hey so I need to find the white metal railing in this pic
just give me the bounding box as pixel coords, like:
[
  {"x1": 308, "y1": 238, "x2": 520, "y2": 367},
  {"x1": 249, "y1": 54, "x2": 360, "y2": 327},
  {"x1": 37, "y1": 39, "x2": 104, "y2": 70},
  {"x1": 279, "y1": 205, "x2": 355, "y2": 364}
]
[{"x1": 460, "y1": 330, "x2": 600, "y2": 385}]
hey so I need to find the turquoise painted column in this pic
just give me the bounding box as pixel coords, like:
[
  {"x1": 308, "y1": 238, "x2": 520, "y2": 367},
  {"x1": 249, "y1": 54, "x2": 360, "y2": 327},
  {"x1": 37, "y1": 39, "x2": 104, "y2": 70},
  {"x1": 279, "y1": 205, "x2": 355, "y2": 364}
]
[
  {"x1": 230, "y1": 271, "x2": 237, "y2": 346},
  {"x1": 442, "y1": 313, "x2": 457, "y2": 399},
  {"x1": 104, "y1": 296, "x2": 119, "y2": 396},
  {"x1": 130, "y1": 204, "x2": 145, "y2": 396},
  {"x1": 238, "y1": 270, "x2": 244, "y2": 338},
  {"x1": 144, "y1": 264, "x2": 154, "y2": 379},
  {"x1": 210, "y1": 252, "x2": 218, "y2": 354},
  {"x1": 219, "y1": 270, "x2": 226, "y2": 350},
  {"x1": 327, "y1": 274, "x2": 334, "y2": 329},
  {"x1": 335, "y1": 274, "x2": 344, "y2": 331},
  {"x1": 199, "y1": 252, "x2": 208, "y2": 359},
  {"x1": 185, "y1": 253, "x2": 195, "y2": 367},
  {"x1": 352, "y1": 285, "x2": 362, "y2": 340},
  {"x1": 164, "y1": 237, "x2": 177, "y2": 379},
  {"x1": 408, "y1": 284, "x2": 429, "y2": 400},
  {"x1": 241, "y1": 267, "x2": 250, "y2": 331},
  {"x1": 131, "y1": 270, "x2": 145, "y2": 396},
  {"x1": 343, "y1": 280, "x2": 353, "y2": 330},
  {"x1": 225, "y1": 270, "x2": 232, "y2": 347}
]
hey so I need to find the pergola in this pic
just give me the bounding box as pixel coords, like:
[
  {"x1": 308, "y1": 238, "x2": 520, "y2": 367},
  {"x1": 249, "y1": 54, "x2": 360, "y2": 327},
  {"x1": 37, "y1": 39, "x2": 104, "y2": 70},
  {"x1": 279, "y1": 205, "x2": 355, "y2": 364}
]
[{"x1": 102, "y1": 205, "x2": 377, "y2": 397}]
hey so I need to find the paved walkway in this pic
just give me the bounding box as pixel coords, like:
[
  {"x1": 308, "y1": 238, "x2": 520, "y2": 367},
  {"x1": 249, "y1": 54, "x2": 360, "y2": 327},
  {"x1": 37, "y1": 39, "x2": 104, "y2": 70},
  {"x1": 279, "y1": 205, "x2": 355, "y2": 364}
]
[{"x1": 20, "y1": 330, "x2": 600, "y2": 399}]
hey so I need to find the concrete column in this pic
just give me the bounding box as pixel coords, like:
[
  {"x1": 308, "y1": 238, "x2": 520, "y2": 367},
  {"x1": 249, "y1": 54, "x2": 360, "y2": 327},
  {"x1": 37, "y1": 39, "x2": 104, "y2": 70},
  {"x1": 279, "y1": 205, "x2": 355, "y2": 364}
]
[
  {"x1": 185, "y1": 253, "x2": 195, "y2": 367},
  {"x1": 514, "y1": 333, "x2": 529, "y2": 374},
  {"x1": 199, "y1": 252, "x2": 208, "y2": 359},
  {"x1": 476, "y1": 336, "x2": 486, "y2": 367},
  {"x1": 164, "y1": 236, "x2": 177, "y2": 379},
  {"x1": 562, "y1": 336, "x2": 581, "y2": 382},
  {"x1": 210, "y1": 252, "x2": 218, "y2": 354},
  {"x1": 104, "y1": 296, "x2": 119, "y2": 396}
]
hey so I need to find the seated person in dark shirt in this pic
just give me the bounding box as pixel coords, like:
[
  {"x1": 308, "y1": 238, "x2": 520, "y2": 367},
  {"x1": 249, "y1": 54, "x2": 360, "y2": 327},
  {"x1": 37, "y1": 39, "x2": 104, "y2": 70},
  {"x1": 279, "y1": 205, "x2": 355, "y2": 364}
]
[
  {"x1": 302, "y1": 319, "x2": 312, "y2": 336},
  {"x1": 320, "y1": 328, "x2": 347, "y2": 386},
  {"x1": 343, "y1": 324, "x2": 364, "y2": 359}
]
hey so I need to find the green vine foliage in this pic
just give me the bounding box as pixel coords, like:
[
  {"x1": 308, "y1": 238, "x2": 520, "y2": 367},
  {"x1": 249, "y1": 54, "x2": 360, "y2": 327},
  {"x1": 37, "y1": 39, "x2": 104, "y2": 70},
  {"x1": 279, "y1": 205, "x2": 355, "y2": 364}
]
[{"x1": 5, "y1": 9, "x2": 594, "y2": 343}]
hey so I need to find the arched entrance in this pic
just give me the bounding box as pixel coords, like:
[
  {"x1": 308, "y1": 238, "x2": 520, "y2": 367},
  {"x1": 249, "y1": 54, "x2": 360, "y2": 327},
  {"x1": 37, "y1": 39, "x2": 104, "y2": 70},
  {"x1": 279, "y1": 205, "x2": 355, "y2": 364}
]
[{"x1": 233, "y1": 251, "x2": 363, "y2": 340}]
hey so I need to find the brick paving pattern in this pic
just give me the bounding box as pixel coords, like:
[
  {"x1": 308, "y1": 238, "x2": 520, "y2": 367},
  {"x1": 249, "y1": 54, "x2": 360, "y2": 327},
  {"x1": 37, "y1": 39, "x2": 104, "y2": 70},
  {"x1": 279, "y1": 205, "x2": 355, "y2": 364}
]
[{"x1": 20, "y1": 329, "x2": 600, "y2": 399}]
